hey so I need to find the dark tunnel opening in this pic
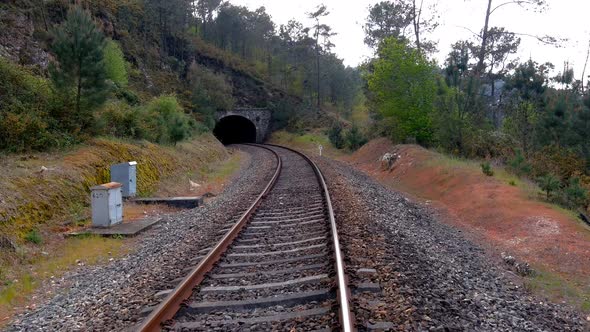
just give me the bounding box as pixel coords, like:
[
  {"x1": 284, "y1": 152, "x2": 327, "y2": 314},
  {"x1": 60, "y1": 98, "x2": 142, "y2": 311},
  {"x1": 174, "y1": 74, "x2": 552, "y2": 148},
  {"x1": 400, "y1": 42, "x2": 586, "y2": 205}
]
[{"x1": 213, "y1": 115, "x2": 257, "y2": 145}]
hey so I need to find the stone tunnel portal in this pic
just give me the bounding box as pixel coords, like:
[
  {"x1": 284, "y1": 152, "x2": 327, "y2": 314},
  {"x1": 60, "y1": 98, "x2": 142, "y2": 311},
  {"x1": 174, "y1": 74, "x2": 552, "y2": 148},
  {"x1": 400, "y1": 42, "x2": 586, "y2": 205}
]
[{"x1": 213, "y1": 115, "x2": 257, "y2": 145}]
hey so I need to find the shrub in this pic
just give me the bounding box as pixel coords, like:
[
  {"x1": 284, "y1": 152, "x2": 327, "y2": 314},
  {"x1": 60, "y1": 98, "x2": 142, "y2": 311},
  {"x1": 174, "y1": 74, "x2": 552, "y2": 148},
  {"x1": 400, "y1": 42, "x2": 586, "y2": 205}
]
[
  {"x1": 344, "y1": 125, "x2": 368, "y2": 151},
  {"x1": 104, "y1": 39, "x2": 128, "y2": 87},
  {"x1": 188, "y1": 62, "x2": 235, "y2": 112},
  {"x1": 0, "y1": 59, "x2": 71, "y2": 152},
  {"x1": 24, "y1": 230, "x2": 42, "y2": 245},
  {"x1": 327, "y1": 123, "x2": 344, "y2": 149},
  {"x1": 481, "y1": 162, "x2": 494, "y2": 176},
  {"x1": 530, "y1": 145, "x2": 586, "y2": 182},
  {"x1": 96, "y1": 96, "x2": 196, "y2": 145},
  {"x1": 538, "y1": 174, "x2": 561, "y2": 200},
  {"x1": 509, "y1": 150, "x2": 532, "y2": 176},
  {"x1": 0, "y1": 112, "x2": 57, "y2": 152},
  {"x1": 114, "y1": 86, "x2": 140, "y2": 105},
  {"x1": 562, "y1": 177, "x2": 589, "y2": 209},
  {"x1": 143, "y1": 95, "x2": 195, "y2": 144}
]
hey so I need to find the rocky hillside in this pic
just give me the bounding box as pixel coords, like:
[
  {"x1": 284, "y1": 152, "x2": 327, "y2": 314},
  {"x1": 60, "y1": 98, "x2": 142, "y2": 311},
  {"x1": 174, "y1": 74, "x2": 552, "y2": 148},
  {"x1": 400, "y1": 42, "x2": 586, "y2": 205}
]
[{"x1": 0, "y1": 0, "x2": 301, "y2": 113}]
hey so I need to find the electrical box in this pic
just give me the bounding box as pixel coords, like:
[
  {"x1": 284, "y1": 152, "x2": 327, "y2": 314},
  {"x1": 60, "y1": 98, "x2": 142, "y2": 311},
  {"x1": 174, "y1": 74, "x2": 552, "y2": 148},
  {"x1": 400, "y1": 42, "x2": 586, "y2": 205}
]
[
  {"x1": 110, "y1": 161, "x2": 137, "y2": 198},
  {"x1": 91, "y1": 182, "x2": 123, "y2": 228}
]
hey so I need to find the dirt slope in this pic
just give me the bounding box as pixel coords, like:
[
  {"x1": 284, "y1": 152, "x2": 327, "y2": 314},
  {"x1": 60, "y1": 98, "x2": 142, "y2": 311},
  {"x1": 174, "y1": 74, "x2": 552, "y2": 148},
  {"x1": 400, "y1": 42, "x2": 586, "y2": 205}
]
[{"x1": 345, "y1": 138, "x2": 590, "y2": 311}]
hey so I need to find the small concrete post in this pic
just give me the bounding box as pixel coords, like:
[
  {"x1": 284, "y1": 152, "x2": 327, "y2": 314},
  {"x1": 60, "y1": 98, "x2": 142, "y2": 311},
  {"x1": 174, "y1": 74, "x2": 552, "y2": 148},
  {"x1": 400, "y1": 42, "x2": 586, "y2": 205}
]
[
  {"x1": 318, "y1": 144, "x2": 323, "y2": 157},
  {"x1": 91, "y1": 182, "x2": 124, "y2": 228}
]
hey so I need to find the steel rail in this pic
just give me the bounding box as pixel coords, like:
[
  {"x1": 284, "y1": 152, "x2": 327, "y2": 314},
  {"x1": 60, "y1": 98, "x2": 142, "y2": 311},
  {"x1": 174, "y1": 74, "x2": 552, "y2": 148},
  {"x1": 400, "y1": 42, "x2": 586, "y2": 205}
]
[
  {"x1": 265, "y1": 144, "x2": 355, "y2": 332},
  {"x1": 137, "y1": 145, "x2": 282, "y2": 332}
]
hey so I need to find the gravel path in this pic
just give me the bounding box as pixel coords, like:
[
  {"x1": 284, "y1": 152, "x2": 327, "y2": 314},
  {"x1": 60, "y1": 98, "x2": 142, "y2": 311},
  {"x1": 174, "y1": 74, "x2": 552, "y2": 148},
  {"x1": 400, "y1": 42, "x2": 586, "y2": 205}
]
[
  {"x1": 7, "y1": 145, "x2": 277, "y2": 332},
  {"x1": 316, "y1": 157, "x2": 588, "y2": 332}
]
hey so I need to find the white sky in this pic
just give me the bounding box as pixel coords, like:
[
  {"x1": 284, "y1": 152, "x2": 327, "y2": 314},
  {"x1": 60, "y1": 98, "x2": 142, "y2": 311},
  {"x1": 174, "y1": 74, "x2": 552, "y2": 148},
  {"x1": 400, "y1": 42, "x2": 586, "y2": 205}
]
[{"x1": 230, "y1": 0, "x2": 590, "y2": 77}]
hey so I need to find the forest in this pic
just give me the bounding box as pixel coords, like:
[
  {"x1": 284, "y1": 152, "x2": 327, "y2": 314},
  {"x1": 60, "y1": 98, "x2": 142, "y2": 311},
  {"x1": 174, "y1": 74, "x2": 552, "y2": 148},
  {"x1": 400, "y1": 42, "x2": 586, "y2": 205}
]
[{"x1": 1, "y1": 0, "x2": 590, "y2": 211}]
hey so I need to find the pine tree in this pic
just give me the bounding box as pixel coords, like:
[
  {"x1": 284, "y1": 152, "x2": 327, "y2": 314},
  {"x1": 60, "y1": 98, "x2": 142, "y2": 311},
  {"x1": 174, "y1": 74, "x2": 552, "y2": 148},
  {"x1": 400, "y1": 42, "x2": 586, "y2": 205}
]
[{"x1": 50, "y1": 6, "x2": 108, "y2": 131}]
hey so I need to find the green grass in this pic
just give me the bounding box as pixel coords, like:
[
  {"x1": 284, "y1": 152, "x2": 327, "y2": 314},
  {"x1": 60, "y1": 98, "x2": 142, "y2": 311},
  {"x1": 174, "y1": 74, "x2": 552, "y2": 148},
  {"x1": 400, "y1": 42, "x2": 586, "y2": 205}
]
[
  {"x1": 24, "y1": 230, "x2": 42, "y2": 245},
  {"x1": 0, "y1": 236, "x2": 125, "y2": 318},
  {"x1": 270, "y1": 130, "x2": 345, "y2": 158},
  {"x1": 524, "y1": 268, "x2": 590, "y2": 313},
  {"x1": 201, "y1": 152, "x2": 242, "y2": 183}
]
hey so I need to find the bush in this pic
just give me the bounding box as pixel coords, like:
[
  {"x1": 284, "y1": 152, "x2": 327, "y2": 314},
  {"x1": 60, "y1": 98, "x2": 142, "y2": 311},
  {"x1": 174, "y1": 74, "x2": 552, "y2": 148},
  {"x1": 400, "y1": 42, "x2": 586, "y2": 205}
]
[
  {"x1": 538, "y1": 174, "x2": 561, "y2": 200},
  {"x1": 344, "y1": 125, "x2": 368, "y2": 151},
  {"x1": 114, "y1": 86, "x2": 140, "y2": 105},
  {"x1": 530, "y1": 145, "x2": 586, "y2": 182},
  {"x1": 481, "y1": 162, "x2": 494, "y2": 176},
  {"x1": 141, "y1": 95, "x2": 195, "y2": 144},
  {"x1": 188, "y1": 62, "x2": 235, "y2": 112},
  {"x1": 562, "y1": 177, "x2": 588, "y2": 209},
  {"x1": 327, "y1": 123, "x2": 344, "y2": 149},
  {"x1": 96, "y1": 96, "x2": 196, "y2": 145},
  {"x1": 104, "y1": 39, "x2": 128, "y2": 87},
  {"x1": 509, "y1": 150, "x2": 532, "y2": 177},
  {"x1": 24, "y1": 229, "x2": 43, "y2": 245},
  {"x1": 0, "y1": 59, "x2": 70, "y2": 152}
]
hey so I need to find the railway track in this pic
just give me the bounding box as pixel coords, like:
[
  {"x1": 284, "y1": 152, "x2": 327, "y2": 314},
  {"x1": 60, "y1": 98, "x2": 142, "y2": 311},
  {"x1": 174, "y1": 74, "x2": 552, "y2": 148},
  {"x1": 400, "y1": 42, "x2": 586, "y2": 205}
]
[{"x1": 137, "y1": 144, "x2": 354, "y2": 331}]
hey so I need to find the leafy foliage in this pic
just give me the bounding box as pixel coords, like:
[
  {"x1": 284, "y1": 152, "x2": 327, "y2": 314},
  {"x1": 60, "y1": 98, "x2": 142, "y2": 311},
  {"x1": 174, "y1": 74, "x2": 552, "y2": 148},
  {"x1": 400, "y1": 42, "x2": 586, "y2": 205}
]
[
  {"x1": 327, "y1": 123, "x2": 344, "y2": 149},
  {"x1": 24, "y1": 230, "x2": 42, "y2": 245},
  {"x1": 96, "y1": 96, "x2": 195, "y2": 145},
  {"x1": 187, "y1": 63, "x2": 234, "y2": 129},
  {"x1": 562, "y1": 177, "x2": 589, "y2": 209},
  {"x1": 344, "y1": 125, "x2": 368, "y2": 151},
  {"x1": 49, "y1": 6, "x2": 108, "y2": 129},
  {"x1": 104, "y1": 39, "x2": 128, "y2": 87},
  {"x1": 538, "y1": 174, "x2": 560, "y2": 200},
  {"x1": 366, "y1": 38, "x2": 436, "y2": 144},
  {"x1": 481, "y1": 162, "x2": 494, "y2": 176},
  {"x1": 508, "y1": 150, "x2": 532, "y2": 176},
  {"x1": 0, "y1": 59, "x2": 67, "y2": 152}
]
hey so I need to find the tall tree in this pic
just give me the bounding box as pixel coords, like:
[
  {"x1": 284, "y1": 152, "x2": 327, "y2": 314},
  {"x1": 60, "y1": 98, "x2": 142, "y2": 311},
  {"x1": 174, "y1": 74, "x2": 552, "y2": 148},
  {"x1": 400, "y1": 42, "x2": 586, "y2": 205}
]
[
  {"x1": 409, "y1": 0, "x2": 438, "y2": 53},
  {"x1": 364, "y1": 0, "x2": 438, "y2": 53},
  {"x1": 308, "y1": 4, "x2": 334, "y2": 111},
  {"x1": 50, "y1": 6, "x2": 107, "y2": 130},
  {"x1": 474, "y1": 0, "x2": 547, "y2": 75},
  {"x1": 364, "y1": 1, "x2": 412, "y2": 48},
  {"x1": 367, "y1": 37, "x2": 437, "y2": 144}
]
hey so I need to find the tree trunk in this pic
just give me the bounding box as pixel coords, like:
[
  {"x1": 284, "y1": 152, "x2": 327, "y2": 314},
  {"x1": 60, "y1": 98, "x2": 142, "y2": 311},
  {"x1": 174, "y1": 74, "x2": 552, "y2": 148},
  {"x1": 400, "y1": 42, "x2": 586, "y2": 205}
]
[
  {"x1": 76, "y1": 67, "x2": 82, "y2": 119},
  {"x1": 581, "y1": 40, "x2": 590, "y2": 94},
  {"x1": 316, "y1": 45, "x2": 321, "y2": 111},
  {"x1": 315, "y1": 26, "x2": 321, "y2": 112},
  {"x1": 476, "y1": 0, "x2": 493, "y2": 75},
  {"x1": 412, "y1": 0, "x2": 423, "y2": 52}
]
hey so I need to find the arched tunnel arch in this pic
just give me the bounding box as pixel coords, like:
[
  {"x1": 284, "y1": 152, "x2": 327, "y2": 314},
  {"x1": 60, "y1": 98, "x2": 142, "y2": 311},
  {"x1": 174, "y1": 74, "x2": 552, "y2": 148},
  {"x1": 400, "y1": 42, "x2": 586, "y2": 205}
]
[{"x1": 213, "y1": 115, "x2": 257, "y2": 145}]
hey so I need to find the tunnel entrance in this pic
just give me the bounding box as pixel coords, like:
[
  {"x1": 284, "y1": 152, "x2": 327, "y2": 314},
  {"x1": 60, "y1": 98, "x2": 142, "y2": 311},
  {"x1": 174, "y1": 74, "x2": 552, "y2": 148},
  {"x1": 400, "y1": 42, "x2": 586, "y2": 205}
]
[{"x1": 213, "y1": 115, "x2": 257, "y2": 145}]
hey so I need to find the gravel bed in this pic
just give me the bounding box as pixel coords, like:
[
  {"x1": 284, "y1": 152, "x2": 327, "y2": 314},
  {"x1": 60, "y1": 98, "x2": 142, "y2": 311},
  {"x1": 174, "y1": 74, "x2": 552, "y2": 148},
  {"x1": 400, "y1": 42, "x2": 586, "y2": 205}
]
[
  {"x1": 6, "y1": 145, "x2": 277, "y2": 332},
  {"x1": 211, "y1": 256, "x2": 328, "y2": 276},
  {"x1": 196, "y1": 277, "x2": 333, "y2": 302},
  {"x1": 172, "y1": 301, "x2": 338, "y2": 331},
  {"x1": 173, "y1": 146, "x2": 338, "y2": 329},
  {"x1": 316, "y1": 157, "x2": 588, "y2": 331},
  {"x1": 206, "y1": 267, "x2": 331, "y2": 287}
]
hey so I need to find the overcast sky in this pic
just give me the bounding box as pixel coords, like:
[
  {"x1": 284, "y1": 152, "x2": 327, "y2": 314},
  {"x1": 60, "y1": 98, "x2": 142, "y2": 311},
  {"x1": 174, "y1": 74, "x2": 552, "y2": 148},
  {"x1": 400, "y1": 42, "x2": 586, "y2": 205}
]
[{"x1": 230, "y1": 0, "x2": 590, "y2": 77}]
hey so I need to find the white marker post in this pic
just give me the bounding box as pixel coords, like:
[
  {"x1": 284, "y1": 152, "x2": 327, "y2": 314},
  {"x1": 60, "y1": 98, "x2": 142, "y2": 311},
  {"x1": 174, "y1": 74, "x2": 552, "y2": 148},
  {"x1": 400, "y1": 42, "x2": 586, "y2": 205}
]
[{"x1": 318, "y1": 144, "x2": 323, "y2": 157}]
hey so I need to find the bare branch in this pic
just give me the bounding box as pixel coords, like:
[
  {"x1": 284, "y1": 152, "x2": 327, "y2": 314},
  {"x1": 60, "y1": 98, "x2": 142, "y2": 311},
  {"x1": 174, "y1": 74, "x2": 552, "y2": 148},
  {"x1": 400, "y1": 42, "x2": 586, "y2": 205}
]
[{"x1": 455, "y1": 25, "x2": 482, "y2": 39}]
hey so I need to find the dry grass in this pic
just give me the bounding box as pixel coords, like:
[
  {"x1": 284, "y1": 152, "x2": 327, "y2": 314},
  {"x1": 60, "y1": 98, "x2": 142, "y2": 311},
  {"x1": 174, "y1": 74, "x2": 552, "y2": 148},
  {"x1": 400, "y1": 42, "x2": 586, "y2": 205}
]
[
  {"x1": 0, "y1": 235, "x2": 127, "y2": 325},
  {"x1": 0, "y1": 133, "x2": 227, "y2": 240},
  {"x1": 269, "y1": 129, "x2": 346, "y2": 158},
  {"x1": 524, "y1": 267, "x2": 590, "y2": 314},
  {"x1": 0, "y1": 133, "x2": 237, "y2": 325}
]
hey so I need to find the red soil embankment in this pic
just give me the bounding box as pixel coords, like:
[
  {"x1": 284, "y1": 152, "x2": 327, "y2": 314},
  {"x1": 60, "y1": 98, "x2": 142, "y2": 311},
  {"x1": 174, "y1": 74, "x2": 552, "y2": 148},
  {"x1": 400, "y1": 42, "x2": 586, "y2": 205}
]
[{"x1": 345, "y1": 138, "x2": 590, "y2": 292}]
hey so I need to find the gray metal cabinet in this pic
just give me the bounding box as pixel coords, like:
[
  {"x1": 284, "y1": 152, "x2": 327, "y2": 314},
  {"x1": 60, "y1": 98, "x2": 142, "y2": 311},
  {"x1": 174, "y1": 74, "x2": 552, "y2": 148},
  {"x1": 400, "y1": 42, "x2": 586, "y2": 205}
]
[
  {"x1": 91, "y1": 182, "x2": 123, "y2": 228},
  {"x1": 110, "y1": 161, "x2": 137, "y2": 197}
]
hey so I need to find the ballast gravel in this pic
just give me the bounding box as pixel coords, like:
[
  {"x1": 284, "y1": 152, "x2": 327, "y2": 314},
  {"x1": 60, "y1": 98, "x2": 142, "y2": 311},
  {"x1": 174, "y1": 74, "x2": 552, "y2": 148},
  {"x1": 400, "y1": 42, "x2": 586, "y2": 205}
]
[
  {"x1": 7, "y1": 145, "x2": 276, "y2": 332},
  {"x1": 317, "y1": 157, "x2": 588, "y2": 331}
]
